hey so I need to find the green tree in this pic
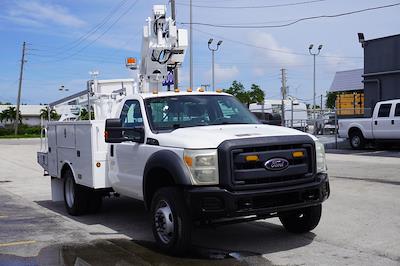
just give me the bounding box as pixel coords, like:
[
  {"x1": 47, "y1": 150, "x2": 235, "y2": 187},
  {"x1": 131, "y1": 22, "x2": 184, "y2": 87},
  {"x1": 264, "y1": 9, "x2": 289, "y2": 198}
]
[
  {"x1": 224, "y1": 81, "x2": 265, "y2": 107},
  {"x1": 325, "y1": 92, "x2": 338, "y2": 109},
  {"x1": 249, "y1": 84, "x2": 265, "y2": 105},
  {"x1": 79, "y1": 108, "x2": 94, "y2": 120},
  {"x1": 40, "y1": 108, "x2": 61, "y2": 121},
  {"x1": 0, "y1": 106, "x2": 21, "y2": 124}
]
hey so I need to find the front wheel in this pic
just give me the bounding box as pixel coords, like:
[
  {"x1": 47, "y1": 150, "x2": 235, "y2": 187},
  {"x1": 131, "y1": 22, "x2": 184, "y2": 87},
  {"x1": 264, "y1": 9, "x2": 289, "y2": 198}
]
[
  {"x1": 150, "y1": 187, "x2": 192, "y2": 255},
  {"x1": 279, "y1": 204, "x2": 322, "y2": 233}
]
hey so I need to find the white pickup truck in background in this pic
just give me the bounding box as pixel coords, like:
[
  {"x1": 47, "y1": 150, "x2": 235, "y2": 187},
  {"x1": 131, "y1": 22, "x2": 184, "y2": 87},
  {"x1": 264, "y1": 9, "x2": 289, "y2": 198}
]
[{"x1": 338, "y1": 99, "x2": 400, "y2": 149}]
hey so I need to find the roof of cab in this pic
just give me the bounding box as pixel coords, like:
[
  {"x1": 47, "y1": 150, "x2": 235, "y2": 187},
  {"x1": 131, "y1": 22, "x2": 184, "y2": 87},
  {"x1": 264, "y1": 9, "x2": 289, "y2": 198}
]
[{"x1": 137, "y1": 91, "x2": 231, "y2": 99}]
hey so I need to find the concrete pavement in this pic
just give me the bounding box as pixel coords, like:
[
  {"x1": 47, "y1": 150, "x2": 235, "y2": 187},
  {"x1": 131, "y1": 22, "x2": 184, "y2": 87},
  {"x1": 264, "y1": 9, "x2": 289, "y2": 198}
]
[{"x1": 0, "y1": 138, "x2": 399, "y2": 265}]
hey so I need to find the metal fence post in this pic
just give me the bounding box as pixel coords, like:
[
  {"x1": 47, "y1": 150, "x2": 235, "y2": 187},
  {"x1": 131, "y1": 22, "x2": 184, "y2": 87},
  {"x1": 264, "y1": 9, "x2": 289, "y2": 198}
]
[{"x1": 334, "y1": 108, "x2": 338, "y2": 149}]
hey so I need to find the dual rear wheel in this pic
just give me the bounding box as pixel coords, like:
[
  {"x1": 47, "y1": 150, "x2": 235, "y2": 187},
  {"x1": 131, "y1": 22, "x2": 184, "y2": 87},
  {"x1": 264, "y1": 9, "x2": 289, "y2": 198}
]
[{"x1": 63, "y1": 169, "x2": 102, "y2": 216}]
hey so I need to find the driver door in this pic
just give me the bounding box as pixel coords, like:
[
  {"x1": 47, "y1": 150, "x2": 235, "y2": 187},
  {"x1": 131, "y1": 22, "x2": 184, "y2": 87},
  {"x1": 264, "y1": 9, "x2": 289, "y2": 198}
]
[{"x1": 108, "y1": 100, "x2": 145, "y2": 199}]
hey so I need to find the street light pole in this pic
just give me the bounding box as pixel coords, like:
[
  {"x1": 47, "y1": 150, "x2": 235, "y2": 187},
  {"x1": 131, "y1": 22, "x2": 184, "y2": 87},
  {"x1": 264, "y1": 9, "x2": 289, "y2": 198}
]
[
  {"x1": 189, "y1": 0, "x2": 193, "y2": 90},
  {"x1": 308, "y1": 44, "x2": 323, "y2": 125},
  {"x1": 208, "y1": 39, "x2": 223, "y2": 91}
]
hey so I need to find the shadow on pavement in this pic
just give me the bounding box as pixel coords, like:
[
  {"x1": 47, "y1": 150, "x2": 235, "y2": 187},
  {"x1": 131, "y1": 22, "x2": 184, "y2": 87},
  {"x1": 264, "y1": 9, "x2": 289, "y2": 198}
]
[{"x1": 34, "y1": 196, "x2": 316, "y2": 264}]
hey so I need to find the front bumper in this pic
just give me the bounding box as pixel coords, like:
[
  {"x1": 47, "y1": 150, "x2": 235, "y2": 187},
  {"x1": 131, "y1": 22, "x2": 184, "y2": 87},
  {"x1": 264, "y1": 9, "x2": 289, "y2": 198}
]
[{"x1": 185, "y1": 173, "x2": 330, "y2": 220}]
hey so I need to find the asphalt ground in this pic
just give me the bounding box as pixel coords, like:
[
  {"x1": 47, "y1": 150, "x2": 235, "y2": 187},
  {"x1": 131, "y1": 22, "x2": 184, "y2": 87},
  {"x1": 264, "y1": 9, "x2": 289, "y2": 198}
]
[{"x1": 0, "y1": 138, "x2": 399, "y2": 265}]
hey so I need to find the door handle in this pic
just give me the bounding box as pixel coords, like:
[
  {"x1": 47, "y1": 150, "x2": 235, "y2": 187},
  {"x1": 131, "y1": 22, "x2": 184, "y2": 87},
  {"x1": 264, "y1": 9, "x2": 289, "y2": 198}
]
[
  {"x1": 374, "y1": 121, "x2": 378, "y2": 125},
  {"x1": 392, "y1": 120, "x2": 395, "y2": 125}
]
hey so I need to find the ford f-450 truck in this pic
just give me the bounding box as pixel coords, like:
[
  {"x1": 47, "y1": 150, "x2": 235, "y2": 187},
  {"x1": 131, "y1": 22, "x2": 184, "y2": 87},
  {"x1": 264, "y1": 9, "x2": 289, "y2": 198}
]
[
  {"x1": 37, "y1": 5, "x2": 329, "y2": 254},
  {"x1": 38, "y1": 90, "x2": 330, "y2": 254}
]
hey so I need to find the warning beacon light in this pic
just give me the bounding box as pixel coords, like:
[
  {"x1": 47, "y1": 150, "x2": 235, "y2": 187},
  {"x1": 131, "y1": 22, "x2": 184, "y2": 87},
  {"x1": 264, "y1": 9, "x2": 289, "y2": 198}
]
[{"x1": 126, "y1": 57, "x2": 138, "y2": 70}]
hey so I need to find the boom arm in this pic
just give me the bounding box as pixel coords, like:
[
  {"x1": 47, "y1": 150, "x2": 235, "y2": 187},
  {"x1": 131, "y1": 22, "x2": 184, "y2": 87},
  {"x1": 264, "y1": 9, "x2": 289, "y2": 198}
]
[{"x1": 139, "y1": 5, "x2": 188, "y2": 93}]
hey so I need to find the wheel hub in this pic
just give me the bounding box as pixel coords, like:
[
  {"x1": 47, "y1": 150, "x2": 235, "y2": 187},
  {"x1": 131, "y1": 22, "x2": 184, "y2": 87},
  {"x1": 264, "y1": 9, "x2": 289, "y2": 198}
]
[
  {"x1": 352, "y1": 136, "x2": 360, "y2": 147},
  {"x1": 154, "y1": 200, "x2": 174, "y2": 244}
]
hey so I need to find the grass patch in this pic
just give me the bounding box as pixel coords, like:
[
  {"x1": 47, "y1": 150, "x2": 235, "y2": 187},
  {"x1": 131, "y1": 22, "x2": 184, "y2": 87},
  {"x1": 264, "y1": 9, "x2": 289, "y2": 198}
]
[{"x1": 0, "y1": 134, "x2": 41, "y2": 139}]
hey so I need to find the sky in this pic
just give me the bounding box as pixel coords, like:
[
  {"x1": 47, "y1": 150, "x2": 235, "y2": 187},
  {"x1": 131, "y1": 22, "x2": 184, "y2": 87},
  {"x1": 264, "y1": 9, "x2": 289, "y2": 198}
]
[{"x1": 0, "y1": 0, "x2": 399, "y2": 105}]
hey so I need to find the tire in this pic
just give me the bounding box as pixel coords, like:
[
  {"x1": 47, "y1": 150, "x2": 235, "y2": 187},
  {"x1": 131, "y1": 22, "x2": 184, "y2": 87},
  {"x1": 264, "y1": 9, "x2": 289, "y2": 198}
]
[
  {"x1": 150, "y1": 187, "x2": 192, "y2": 255},
  {"x1": 349, "y1": 130, "x2": 365, "y2": 149},
  {"x1": 63, "y1": 169, "x2": 89, "y2": 216},
  {"x1": 279, "y1": 204, "x2": 322, "y2": 233}
]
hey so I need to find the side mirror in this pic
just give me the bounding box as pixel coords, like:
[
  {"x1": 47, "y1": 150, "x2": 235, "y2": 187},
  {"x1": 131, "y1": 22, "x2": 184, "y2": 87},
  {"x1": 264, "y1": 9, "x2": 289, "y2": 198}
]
[{"x1": 105, "y1": 118, "x2": 145, "y2": 144}]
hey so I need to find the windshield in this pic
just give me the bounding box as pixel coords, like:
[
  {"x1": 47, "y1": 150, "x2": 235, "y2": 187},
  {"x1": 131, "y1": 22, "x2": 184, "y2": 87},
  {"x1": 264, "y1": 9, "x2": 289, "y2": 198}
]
[{"x1": 144, "y1": 95, "x2": 260, "y2": 132}]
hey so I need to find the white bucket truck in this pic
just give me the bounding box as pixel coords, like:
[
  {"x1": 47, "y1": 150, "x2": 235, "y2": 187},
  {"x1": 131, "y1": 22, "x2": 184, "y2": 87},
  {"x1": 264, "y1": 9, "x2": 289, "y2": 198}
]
[{"x1": 37, "y1": 4, "x2": 330, "y2": 254}]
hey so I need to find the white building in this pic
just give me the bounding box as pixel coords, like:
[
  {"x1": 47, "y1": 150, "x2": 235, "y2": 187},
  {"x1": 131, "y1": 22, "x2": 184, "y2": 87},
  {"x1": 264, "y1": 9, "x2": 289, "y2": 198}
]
[{"x1": 0, "y1": 105, "x2": 44, "y2": 126}]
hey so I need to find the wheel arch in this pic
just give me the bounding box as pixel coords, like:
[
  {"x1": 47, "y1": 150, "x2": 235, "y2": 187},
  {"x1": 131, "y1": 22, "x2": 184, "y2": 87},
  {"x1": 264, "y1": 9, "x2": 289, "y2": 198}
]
[
  {"x1": 59, "y1": 161, "x2": 76, "y2": 182},
  {"x1": 143, "y1": 150, "x2": 192, "y2": 209},
  {"x1": 348, "y1": 126, "x2": 364, "y2": 138}
]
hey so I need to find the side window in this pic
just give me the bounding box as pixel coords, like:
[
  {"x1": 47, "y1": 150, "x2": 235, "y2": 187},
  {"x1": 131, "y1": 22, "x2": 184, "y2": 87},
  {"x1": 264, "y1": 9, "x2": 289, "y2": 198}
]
[
  {"x1": 395, "y1": 103, "x2": 400, "y2": 117},
  {"x1": 377, "y1": 104, "x2": 392, "y2": 118},
  {"x1": 120, "y1": 100, "x2": 143, "y2": 127}
]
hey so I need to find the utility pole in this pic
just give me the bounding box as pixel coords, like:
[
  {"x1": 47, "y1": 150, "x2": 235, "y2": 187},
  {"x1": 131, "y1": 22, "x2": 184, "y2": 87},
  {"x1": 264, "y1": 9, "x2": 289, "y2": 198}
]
[
  {"x1": 14, "y1": 41, "x2": 26, "y2": 135},
  {"x1": 189, "y1": 0, "x2": 193, "y2": 90},
  {"x1": 281, "y1": 68, "x2": 287, "y2": 127},
  {"x1": 320, "y1": 94, "x2": 323, "y2": 112},
  {"x1": 170, "y1": 0, "x2": 179, "y2": 91}
]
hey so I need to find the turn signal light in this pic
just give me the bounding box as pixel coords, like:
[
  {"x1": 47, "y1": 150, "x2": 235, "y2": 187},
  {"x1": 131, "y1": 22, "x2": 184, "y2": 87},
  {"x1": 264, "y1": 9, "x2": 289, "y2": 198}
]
[{"x1": 184, "y1": 156, "x2": 193, "y2": 167}]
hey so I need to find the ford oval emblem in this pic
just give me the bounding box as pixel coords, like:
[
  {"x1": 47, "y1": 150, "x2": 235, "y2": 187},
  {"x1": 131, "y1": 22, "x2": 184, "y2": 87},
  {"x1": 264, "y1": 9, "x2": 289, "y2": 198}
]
[{"x1": 264, "y1": 158, "x2": 289, "y2": 171}]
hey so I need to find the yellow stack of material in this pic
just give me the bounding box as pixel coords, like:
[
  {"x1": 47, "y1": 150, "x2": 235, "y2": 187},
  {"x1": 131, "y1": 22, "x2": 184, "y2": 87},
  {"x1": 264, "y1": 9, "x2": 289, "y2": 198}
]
[{"x1": 336, "y1": 92, "x2": 364, "y2": 116}]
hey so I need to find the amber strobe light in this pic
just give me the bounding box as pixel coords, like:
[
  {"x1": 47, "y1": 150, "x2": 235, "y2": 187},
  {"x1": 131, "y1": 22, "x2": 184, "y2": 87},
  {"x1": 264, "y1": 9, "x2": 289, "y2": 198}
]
[
  {"x1": 245, "y1": 155, "x2": 259, "y2": 162},
  {"x1": 292, "y1": 151, "x2": 305, "y2": 158}
]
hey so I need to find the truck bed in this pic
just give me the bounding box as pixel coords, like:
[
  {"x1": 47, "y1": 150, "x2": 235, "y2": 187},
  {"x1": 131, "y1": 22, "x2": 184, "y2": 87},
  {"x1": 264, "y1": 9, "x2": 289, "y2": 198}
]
[
  {"x1": 37, "y1": 120, "x2": 111, "y2": 189},
  {"x1": 338, "y1": 118, "x2": 372, "y2": 139}
]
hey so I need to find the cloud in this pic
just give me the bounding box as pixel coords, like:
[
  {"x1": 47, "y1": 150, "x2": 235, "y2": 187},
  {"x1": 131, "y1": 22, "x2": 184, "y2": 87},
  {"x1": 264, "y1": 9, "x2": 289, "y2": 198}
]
[
  {"x1": 6, "y1": 1, "x2": 85, "y2": 28},
  {"x1": 205, "y1": 64, "x2": 239, "y2": 83},
  {"x1": 322, "y1": 52, "x2": 362, "y2": 71},
  {"x1": 248, "y1": 31, "x2": 301, "y2": 67}
]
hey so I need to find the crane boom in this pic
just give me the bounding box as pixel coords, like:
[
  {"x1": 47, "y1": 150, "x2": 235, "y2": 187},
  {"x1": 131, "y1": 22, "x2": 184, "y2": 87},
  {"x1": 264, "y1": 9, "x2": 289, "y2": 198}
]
[{"x1": 139, "y1": 5, "x2": 188, "y2": 93}]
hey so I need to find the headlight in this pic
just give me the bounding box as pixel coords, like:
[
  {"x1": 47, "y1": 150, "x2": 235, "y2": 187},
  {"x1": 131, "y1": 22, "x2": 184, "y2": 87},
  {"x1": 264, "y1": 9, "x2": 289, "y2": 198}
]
[
  {"x1": 183, "y1": 149, "x2": 219, "y2": 185},
  {"x1": 315, "y1": 140, "x2": 327, "y2": 173}
]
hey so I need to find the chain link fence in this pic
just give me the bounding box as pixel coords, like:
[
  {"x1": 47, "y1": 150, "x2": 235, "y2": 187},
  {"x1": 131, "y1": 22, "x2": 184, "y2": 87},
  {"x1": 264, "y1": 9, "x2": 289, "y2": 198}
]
[{"x1": 251, "y1": 106, "x2": 373, "y2": 149}]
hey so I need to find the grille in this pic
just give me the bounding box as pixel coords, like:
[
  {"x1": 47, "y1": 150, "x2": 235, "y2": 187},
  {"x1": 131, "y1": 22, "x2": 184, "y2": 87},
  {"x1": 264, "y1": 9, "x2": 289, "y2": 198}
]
[{"x1": 231, "y1": 143, "x2": 314, "y2": 189}]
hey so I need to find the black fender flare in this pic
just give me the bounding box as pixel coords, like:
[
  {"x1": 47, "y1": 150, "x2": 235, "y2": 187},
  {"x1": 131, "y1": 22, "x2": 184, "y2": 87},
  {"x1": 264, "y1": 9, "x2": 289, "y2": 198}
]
[{"x1": 143, "y1": 150, "x2": 192, "y2": 205}]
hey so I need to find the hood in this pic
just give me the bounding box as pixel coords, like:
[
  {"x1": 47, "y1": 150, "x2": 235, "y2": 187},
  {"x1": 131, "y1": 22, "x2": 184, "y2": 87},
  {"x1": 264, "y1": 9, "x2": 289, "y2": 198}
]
[{"x1": 154, "y1": 124, "x2": 313, "y2": 149}]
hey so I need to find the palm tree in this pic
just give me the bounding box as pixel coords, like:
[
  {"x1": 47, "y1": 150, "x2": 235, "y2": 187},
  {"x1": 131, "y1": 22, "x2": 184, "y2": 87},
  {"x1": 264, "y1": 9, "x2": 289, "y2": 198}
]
[
  {"x1": 40, "y1": 108, "x2": 60, "y2": 121},
  {"x1": 0, "y1": 107, "x2": 21, "y2": 124}
]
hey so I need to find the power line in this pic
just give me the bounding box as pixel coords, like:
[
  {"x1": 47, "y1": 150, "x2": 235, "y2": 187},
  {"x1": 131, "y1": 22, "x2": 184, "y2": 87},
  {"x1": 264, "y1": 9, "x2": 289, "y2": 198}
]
[
  {"x1": 35, "y1": 0, "x2": 131, "y2": 54},
  {"x1": 190, "y1": 27, "x2": 363, "y2": 59},
  {"x1": 177, "y1": 0, "x2": 326, "y2": 9},
  {"x1": 181, "y1": 2, "x2": 400, "y2": 28},
  {"x1": 39, "y1": 0, "x2": 140, "y2": 62}
]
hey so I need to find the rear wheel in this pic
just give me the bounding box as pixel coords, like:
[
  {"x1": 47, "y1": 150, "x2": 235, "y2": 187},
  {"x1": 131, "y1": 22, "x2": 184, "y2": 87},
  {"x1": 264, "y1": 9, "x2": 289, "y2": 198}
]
[
  {"x1": 349, "y1": 130, "x2": 365, "y2": 149},
  {"x1": 150, "y1": 187, "x2": 192, "y2": 255},
  {"x1": 279, "y1": 204, "x2": 322, "y2": 233},
  {"x1": 63, "y1": 169, "x2": 89, "y2": 216}
]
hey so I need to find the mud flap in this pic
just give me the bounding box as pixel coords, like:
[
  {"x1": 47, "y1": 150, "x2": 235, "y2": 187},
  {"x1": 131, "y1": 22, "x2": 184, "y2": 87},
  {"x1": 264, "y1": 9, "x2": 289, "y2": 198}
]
[{"x1": 51, "y1": 177, "x2": 64, "y2": 202}]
